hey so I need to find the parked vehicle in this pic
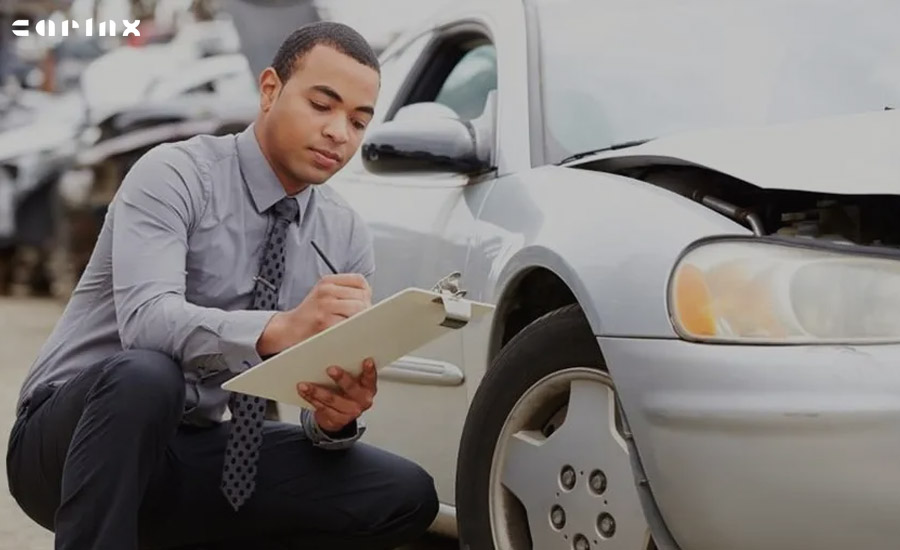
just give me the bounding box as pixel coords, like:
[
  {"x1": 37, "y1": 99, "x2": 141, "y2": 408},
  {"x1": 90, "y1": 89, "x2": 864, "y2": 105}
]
[
  {"x1": 53, "y1": 52, "x2": 258, "y2": 295},
  {"x1": 0, "y1": 15, "x2": 249, "y2": 297},
  {"x1": 0, "y1": 88, "x2": 87, "y2": 294},
  {"x1": 265, "y1": 1, "x2": 900, "y2": 549}
]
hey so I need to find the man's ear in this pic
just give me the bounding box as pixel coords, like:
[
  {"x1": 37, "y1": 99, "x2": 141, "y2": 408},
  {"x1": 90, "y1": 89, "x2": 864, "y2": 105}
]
[{"x1": 259, "y1": 68, "x2": 283, "y2": 112}]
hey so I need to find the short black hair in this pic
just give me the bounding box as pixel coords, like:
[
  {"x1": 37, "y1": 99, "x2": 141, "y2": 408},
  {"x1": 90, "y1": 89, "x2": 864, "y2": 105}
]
[{"x1": 271, "y1": 21, "x2": 380, "y2": 83}]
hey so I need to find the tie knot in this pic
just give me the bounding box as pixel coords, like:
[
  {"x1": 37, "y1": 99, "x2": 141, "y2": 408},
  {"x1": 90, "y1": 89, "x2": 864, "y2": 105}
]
[{"x1": 272, "y1": 197, "x2": 299, "y2": 223}]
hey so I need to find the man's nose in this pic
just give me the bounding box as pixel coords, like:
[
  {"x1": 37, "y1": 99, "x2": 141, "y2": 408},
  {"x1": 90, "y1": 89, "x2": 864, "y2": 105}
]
[{"x1": 323, "y1": 116, "x2": 350, "y2": 144}]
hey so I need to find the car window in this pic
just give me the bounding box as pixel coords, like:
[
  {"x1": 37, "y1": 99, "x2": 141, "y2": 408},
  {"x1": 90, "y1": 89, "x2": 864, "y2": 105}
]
[
  {"x1": 344, "y1": 32, "x2": 433, "y2": 172},
  {"x1": 534, "y1": 0, "x2": 900, "y2": 164},
  {"x1": 375, "y1": 33, "x2": 434, "y2": 123},
  {"x1": 434, "y1": 44, "x2": 497, "y2": 120}
]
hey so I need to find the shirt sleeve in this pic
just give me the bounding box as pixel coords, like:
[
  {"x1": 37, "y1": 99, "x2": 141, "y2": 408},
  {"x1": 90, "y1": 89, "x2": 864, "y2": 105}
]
[
  {"x1": 344, "y1": 208, "x2": 376, "y2": 282},
  {"x1": 111, "y1": 144, "x2": 276, "y2": 373},
  {"x1": 300, "y1": 408, "x2": 366, "y2": 449}
]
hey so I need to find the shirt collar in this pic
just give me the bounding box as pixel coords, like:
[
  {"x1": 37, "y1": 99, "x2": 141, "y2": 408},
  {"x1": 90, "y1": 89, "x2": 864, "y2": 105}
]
[{"x1": 236, "y1": 123, "x2": 312, "y2": 223}]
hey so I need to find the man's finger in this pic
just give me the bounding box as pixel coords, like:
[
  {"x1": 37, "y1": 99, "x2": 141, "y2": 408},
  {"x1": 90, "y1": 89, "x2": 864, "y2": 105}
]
[
  {"x1": 323, "y1": 298, "x2": 368, "y2": 319},
  {"x1": 317, "y1": 283, "x2": 369, "y2": 302},
  {"x1": 327, "y1": 366, "x2": 360, "y2": 395},
  {"x1": 327, "y1": 366, "x2": 373, "y2": 410},
  {"x1": 298, "y1": 382, "x2": 361, "y2": 417},
  {"x1": 306, "y1": 398, "x2": 352, "y2": 431},
  {"x1": 320, "y1": 273, "x2": 369, "y2": 290},
  {"x1": 359, "y1": 358, "x2": 377, "y2": 392}
]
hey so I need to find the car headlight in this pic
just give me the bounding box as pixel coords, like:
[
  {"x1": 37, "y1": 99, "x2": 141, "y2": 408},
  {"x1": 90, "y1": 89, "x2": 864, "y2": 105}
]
[{"x1": 668, "y1": 237, "x2": 900, "y2": 344}]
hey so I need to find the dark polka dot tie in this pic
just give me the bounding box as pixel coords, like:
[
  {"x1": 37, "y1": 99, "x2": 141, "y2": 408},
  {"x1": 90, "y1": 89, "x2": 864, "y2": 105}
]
[{"x1": 221, "y1": 197, "x2": 299, "y2": 511}]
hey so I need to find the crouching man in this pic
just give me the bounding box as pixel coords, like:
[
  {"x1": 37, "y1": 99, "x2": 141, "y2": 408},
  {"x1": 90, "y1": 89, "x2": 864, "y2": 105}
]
[{"x1": 7, "y1": 21, "x2": 438, "y2": 550}]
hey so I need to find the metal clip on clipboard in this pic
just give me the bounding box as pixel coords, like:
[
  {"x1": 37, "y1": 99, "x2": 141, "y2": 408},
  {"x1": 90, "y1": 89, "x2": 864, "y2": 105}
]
[{"x1": 431, "y1": 272, "x2": 472, "y2": 329}]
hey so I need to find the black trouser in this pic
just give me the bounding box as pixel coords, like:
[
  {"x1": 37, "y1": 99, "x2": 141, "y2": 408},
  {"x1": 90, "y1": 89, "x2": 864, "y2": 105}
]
[{"x1": 6, "y1": 350, "x2": 439, "y2": 550}]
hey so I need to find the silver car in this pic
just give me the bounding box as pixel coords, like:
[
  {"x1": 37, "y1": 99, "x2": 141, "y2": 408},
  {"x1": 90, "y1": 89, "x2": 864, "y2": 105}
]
[{"x1": 298, "y1": 0, "x2": 900, "y2": 548}]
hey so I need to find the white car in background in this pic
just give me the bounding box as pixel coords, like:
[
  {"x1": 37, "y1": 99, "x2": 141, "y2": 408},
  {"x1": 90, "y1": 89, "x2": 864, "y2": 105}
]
[{"x1": 51, "y1": 49, "x2": 257, "y2": 297}]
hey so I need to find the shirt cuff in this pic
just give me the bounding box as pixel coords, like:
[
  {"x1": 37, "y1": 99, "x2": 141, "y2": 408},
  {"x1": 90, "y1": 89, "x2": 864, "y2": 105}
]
[
  {"x1": 300, "y1": 408, "x2": 366, "y2": 450},
  {"x1": 217, "y1": 310, "x2": 279, "y2": 373}
]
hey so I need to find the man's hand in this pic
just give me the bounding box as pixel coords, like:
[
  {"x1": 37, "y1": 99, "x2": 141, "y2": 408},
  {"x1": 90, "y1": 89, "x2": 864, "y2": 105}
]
[
  {"x1": 297, "y1": 358, "x2": 378, "y2": 432},
  {"x1": 258, "y1": 274, "x2": 372, "y2": 356}
]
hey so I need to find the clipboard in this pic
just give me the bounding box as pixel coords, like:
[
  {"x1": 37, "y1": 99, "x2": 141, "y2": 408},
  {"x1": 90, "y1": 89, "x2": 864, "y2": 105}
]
[{"x1": 221, "y1": 282, "x2": 495, "y2": 410}]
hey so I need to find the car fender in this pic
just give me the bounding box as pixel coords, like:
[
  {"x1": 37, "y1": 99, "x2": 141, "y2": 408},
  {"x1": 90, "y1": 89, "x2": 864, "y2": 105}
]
[{"x1": 473, "y1": 165, "x2": 749, "y2": 340}]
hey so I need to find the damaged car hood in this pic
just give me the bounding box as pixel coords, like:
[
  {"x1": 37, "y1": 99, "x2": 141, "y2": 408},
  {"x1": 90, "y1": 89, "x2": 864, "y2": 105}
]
[{"x1": 577, "y1": 109, "x2": 900, "y2": 195}]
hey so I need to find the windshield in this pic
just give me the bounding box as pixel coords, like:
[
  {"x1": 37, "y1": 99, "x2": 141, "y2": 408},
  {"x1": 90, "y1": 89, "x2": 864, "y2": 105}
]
[{"x1": 536, "y1": 0, "x2": 900, "y2": 164}]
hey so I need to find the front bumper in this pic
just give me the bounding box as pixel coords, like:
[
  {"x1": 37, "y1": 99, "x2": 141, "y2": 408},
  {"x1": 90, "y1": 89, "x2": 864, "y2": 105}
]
[{"x1": 600, "y1": 337, "x2": 900, "y2": 550}]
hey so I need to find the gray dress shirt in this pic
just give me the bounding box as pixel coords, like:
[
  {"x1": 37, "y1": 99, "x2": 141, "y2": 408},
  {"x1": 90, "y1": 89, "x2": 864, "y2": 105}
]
[{"x1": 17, "y1": 124, "x2": 374, "y2": 444}]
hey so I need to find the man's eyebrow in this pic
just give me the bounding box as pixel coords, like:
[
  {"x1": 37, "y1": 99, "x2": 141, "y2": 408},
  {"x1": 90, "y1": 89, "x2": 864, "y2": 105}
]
[{"x1": 311, "y1": 85, "x2": 374, "y2": 115}]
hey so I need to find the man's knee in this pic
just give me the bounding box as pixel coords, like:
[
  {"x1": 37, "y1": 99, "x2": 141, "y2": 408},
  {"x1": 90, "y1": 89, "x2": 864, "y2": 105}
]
[
  {"x1": 379, "y1": 456, "x2": 440, "y2": 534},
  {"x1": 401, "y1": 461, "x2": 440, "y2": 528},
  {"x1": 93, "y1": 349, "x2": 184, "y2": 423}
]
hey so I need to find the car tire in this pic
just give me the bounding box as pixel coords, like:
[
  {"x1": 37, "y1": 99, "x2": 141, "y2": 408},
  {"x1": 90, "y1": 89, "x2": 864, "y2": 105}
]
[{"x1": 456, "y1": 304, "x2": 651, "y2": 550}]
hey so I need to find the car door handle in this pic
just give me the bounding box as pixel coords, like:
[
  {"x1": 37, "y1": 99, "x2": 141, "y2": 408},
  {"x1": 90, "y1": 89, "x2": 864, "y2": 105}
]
[{"x1": 380, "y1": 356, "x2": 465, "y2": 387}]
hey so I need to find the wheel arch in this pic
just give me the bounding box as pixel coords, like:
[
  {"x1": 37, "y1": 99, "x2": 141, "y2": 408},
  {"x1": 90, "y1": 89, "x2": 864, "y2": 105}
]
[
  {"x1": 487, "y1": 249, "x2": 602, "y2": 364},
  {"x1": 489, "y1": 266, "x2": 576, "y2": 353}
]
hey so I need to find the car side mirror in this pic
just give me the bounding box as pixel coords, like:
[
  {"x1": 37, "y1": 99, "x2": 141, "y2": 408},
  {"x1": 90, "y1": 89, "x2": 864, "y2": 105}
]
[{"x1": 361, "y1": 91, "x2": 496, "y2": 175}]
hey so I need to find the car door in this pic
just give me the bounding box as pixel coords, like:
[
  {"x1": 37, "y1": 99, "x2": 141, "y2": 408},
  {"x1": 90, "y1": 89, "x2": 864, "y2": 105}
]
[{"x1": 329, "y1": 26, "x2": 500, "y2": 502}]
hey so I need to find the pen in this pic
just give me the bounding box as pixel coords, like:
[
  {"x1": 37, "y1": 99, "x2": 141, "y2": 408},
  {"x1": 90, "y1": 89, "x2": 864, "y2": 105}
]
[{"x1": 310, "y1": 240, "x2": 338, "y2": 274}]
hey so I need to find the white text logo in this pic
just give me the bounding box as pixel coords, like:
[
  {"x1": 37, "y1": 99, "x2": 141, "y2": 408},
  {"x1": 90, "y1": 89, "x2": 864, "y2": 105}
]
[{"x1": 12, "y1": 19, "x2": 141, "y2": 38}]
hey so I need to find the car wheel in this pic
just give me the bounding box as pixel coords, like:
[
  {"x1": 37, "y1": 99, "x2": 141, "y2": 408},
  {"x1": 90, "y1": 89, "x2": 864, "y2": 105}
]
[{"x1": 456, "y1": 304, "x2": 652, "y2": 550}]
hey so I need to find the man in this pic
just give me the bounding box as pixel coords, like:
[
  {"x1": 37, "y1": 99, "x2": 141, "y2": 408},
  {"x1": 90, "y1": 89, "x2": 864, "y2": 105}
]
[{"x1": 6, "y1": 22, "x2": 439, "y2": 550}]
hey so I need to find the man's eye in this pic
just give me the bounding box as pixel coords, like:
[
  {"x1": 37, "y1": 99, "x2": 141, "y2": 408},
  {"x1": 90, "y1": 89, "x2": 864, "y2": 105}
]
[
  {"x1": 310, "y1": 101, "x2": 329, "y2": 111},
  {"x1": 352, "y1": 120, "x2": 367, "y2": 130}
]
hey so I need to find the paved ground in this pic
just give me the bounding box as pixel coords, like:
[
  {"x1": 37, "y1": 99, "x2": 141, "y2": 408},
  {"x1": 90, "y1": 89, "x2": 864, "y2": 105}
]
[{"x1": 0, "y1": 296, "x2": 456, "y2": 550}]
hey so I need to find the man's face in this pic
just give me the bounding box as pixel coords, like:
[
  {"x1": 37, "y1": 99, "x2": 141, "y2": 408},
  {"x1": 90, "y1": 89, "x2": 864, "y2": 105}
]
[{"x1": 259, "y1": 44, "x2": 379, "y2": 188}]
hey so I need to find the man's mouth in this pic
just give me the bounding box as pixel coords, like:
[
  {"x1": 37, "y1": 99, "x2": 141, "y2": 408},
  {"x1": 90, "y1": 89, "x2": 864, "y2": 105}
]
[{"x1": 309, "y1": 147, "x2": 342, "y2": 166}]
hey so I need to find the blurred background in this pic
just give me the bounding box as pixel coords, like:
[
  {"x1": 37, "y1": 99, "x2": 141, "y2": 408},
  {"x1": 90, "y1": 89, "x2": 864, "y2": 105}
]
[{"x1": 0, "y1": 0, "x2": 443, "y2": 301}]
